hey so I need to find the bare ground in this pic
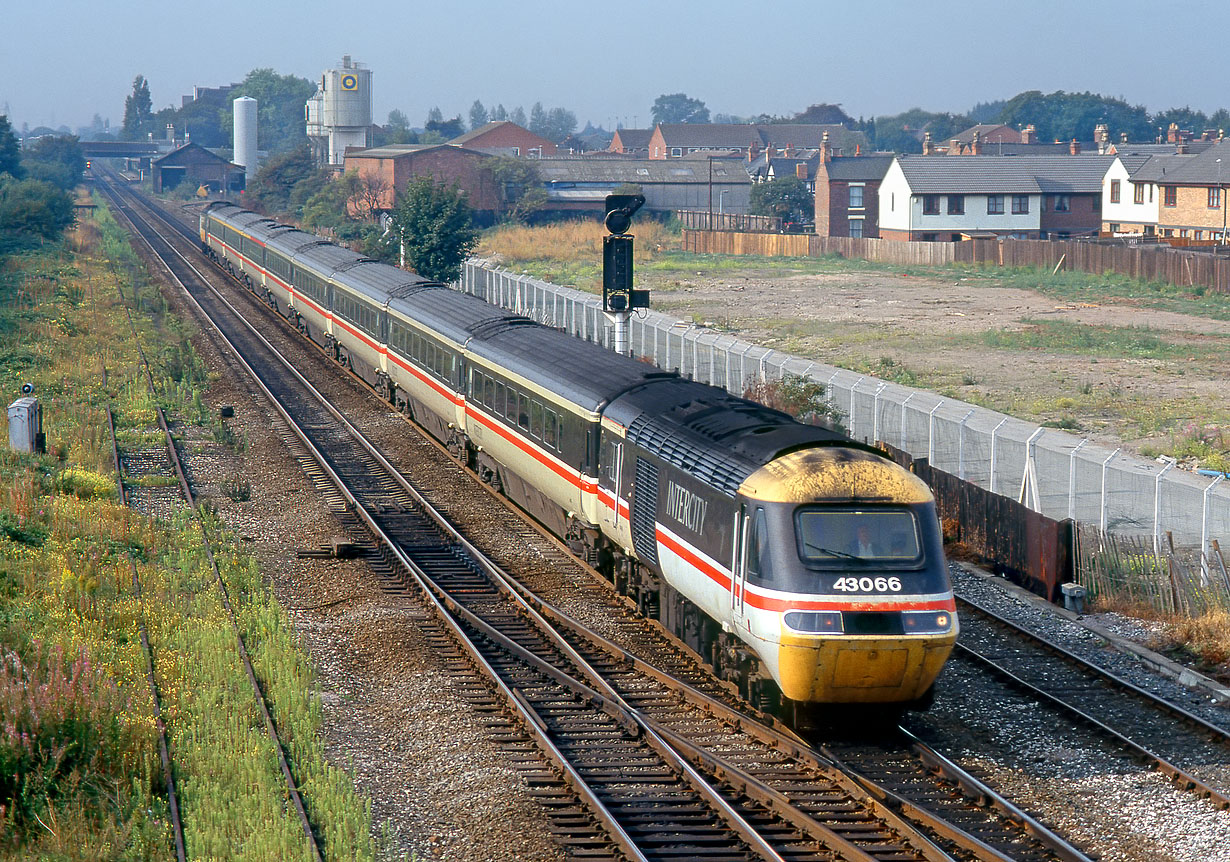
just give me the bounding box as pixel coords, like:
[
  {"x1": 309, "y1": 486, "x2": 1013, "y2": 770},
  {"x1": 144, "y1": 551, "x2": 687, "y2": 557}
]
[{"x1": 641, "y1": 266, "x2": 1230, "y2": 453}]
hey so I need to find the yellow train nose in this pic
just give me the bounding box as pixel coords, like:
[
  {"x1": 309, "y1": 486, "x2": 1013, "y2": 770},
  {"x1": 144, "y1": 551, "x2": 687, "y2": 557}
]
[{"x1": 778, "y1": 630, "x2": 957, "y2": 703}]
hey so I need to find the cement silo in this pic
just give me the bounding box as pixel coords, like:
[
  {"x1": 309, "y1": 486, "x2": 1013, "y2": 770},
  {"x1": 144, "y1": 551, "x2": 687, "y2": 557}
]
[
  {"x1": 305, "y1": 55, "x2": 372, "y2": 166},
  {"x1": 233, "y1": 96, "x2": 258, "y2": 179}
]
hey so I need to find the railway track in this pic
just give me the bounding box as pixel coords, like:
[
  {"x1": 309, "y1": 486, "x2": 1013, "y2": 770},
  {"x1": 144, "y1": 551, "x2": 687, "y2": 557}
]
[
  {"x1": 99, "y1": 174, "x2": 1097, "y2": 860},
  {"x1": 102, "y1": 195, "x2": 325, "y2": 862},
  {"x1": 954, "y1": 594, "x2": 1230, "y2": 807}
]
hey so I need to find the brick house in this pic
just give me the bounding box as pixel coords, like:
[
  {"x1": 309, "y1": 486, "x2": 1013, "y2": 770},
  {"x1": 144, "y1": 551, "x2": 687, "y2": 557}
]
[
  {"x1": 608, "y1": 128, "x2": 652, "y2": 155},
  {"x1": 813, "y1": 149, "x2": 894, "y2": 238},
  {"x1": 447, "y1": 121, "x2": 557, "y2": 156},
  {"x1": 1151, "y1": 140, "x2": 1230, "y2": 242},
  {"x1": 878, "y1": 154, "x2": 1114, "y2": 241},
  {"x1": 533, "y1": 155, "x2": 751, "y2": 214},
  {"x1": 341, "y1": 144, "x2": 498, "y2": 216}
]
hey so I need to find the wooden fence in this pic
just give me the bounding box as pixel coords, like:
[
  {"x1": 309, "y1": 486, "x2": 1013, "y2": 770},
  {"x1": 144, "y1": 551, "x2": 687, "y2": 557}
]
[
  {"x1": 1076, "y1": 527, "x2": 1230, "y2": 615},
  {"x1": 682, "y1": 229, "x2": 1230, "y2": 294}
]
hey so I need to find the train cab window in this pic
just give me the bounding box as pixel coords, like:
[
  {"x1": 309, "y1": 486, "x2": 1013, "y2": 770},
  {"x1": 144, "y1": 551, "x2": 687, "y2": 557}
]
[
  {"x1": 746, "y1": 508, "x2": 771, "y2": 581},
  {"x1": 795, "y1": 508, "x2": 921, "y2": 566},
  {"x1": 530, "y1": 402, "x2": 543, "y2": 439}
]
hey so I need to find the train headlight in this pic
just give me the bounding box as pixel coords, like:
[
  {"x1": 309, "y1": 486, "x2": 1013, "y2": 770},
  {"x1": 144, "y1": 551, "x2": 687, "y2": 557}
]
[
  {"x1": 902, "y1": 610, "x2": 953, "y2": 634},
  {"x1": 783, "y1": 611, "x2": 843, "y2": 633}
]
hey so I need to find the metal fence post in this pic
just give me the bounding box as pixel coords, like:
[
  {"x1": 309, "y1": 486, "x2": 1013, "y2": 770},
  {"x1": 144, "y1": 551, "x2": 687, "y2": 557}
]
[
  {"x1": 928, "y1": 401, "x2": 944, "y2": 464},
  {"x1": 989, "y1": 417, "x2": 1008, "y2": 495},
  {"x1": 1019, "y1": 427, "x2": 1044, "y2": 510},
  {"x1": 1068, "y1": 439, "x2": 1088, "y2": 520},
  {"x1": 957, "y1": 408, "x2": 975, "y2": 480},
  {"x1": 1100, "y1": 448, "x2": 1122, "y2": 533},
  {"x1": 1154, "y1": 458, "x2": 1175, "y2": 560},
  {"x1": 1203, "y1": 475, "x2": 1225, "y2": 580},
  {"x1": 872, "y1": 383, "x2": 887, "y2": 445}
]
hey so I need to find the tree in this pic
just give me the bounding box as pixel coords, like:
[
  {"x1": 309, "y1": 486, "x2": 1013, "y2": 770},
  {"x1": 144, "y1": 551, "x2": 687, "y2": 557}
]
[
  {"x1": 388, "y1": 177, "x2": 478, "y2": 282},
  {"x1": 226, "y1": 68, "x2": 316, "y2": 153},
  {"x1": 21, "y1": 136, "x2": 84, "y2": 191},
  {"x1": 491, "y1": 104, "x2": 508, "y2": 122},
  {"x1": 871, "y1": 109, "x2": 968, "y2": 153},
  {"x1": 424, "y1": 114, "x2": 465, "y2": 140},
  {"x1": 243, "y1": 144, "x2": 320, "y2": 216},
  {"x1": 177, "y1": 96, "x2": 227, "y2": 147},
  {"x1": 388, "y1": 109, "x2": 410, "y2": 131},
  {"x1": 425, "y1": 107, "x2": 444, "y2": 126},
  {"x1": 487, "y1": 157, "x2": 546, "y2": 222},
  {"x1": 545, "y1": 107, "x2": 577, "y2": 141},
  {"x1": 0, "y1": 176, "x2": 74, "y2": 252},
  {"x1": 0, "y1": 116, "x2": 22, "y2": 178},
  {"x1": 349, "y1": 171, "x2": 392, "y2": 221},
  {"x1": 122, "y1": 75, "x2": 154, "y2": 141},
  {"x1": 1151, "y1": 106, "x2": 1211, "y2": 135},
  {"x1": 509, "y1": 106, "x2": 527, "y2": 127},
  {"x1": 528, "y1": 102, "x2": 548, "y2": 137},
  {"x1": 750, "y1": 176, "x2": 812, "y2": 223},
  {"x1": 995, "y1": 90, "x2": 1151, "y2": 144},
  {"x1": 790, "y1": 104, "x2": 854, "y2": 125},
  {"x1": 469, "y1": 100, "x2": 489, "y2": 131},
  {"x1": 651, "y1": 93, "x2": 709, "y2": 125}
]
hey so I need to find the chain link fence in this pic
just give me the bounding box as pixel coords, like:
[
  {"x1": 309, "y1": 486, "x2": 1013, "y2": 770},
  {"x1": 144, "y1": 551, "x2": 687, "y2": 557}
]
[{"x1": 459, "y1": 260, "x2": 1230, "y2": 553}]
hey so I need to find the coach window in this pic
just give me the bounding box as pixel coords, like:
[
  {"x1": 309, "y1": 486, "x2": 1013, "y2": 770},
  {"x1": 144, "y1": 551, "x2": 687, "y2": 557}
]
[
  {"x1": 518, "y1": 395, "x2": 530, "y2": 431},
  {"x1": 530, "y1": 402, "x2": 543, "y2": 439},
  {"x1": 483, "y1": 375, "x2": 494, "y2": 408},
  {"x1": 543, "y1": 409, "x2": 558, "y2": 450}
]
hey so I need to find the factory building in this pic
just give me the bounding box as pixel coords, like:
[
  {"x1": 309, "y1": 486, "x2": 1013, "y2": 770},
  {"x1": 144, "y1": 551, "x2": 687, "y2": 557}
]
[{"x1": 306, "y1": 55, "x2": 372, "y2": 167}]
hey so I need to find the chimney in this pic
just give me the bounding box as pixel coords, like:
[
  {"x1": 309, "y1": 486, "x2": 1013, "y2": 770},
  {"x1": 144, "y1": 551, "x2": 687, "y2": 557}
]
[
  {"x1": 766, "y1": 144, "x2": 776, "y2": 160},
  {"x1": 1202, "y1": 129, "x2": 1217, "y2": 141},
  {"x1": 1176, "y1": 138, "x2": 1189, "y2": 154},
  {"x1": 818, "y1": 130, "x2": 830, "y2": 163},
  {"x1": 922, "y1": 131, "x2": 934, "y2": 156},
  {"x1": 1168, "y1": 122, "x2": 1180, "y2": 143},
  {"x1": 1069, "y1": 138, "x2": 1081, "y2": 155},
  {"x1": 949, "y1": 138, "x2": 961, "y2": 155},
  {"x1": 1121, "y1": 131, "x2": 1129, "y2": 144},
  {"x1": 971, "y1": 129, "x2": 982, "y2": 156},
  {"x1": 1021, "y1": 124, "x2": 1037, "y2": 144},
  {"x1": 796, "y1": 163, "x2": 808, "y2": 180},
  {"x1": 166, "y1": 123, "x2": 175, "y2": 142},
  {"x1": 343, "y1": 54, "x2": 352, "y2": 69},
  {"x1": 784, "y1": 143, "x2": 795, "y2": 158}
]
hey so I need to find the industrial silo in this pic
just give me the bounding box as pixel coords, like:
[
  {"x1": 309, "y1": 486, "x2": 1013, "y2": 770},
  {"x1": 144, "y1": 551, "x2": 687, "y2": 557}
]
[
  {"x1": 233, "y1": 96, "x2": 258, "y2": 180},
  {"x1": 305, "y1": 55, "x2": 372, "y2": 166}
]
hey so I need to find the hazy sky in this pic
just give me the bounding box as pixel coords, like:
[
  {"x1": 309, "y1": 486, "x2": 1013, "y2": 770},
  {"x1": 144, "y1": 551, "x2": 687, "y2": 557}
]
[{"x1": 4, "y1": 1, "x2": 1228, "y2": 132}]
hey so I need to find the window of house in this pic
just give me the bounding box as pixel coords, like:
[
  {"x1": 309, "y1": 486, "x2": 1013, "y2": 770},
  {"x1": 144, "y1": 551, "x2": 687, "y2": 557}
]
[
  {"x1": 670, "y1": 147, "x2": 682, "y2": 157},
  {"x1": 1209, "y1": 187, "x2": 1222, "y2": 208},
  {"x1": 1133, "y1": 183, "x2": 1145, "y2": 204},
  {"x1": 1109, "y1": 223, "x2": 1120, "y2": 233},
  {"x1": 1093, "y1": 194, "x2": 1101, "y2": 212},
  {"x1": 1149, "y1": 185, "x2": 1153, "y2": 202},
  {"x1": 1053, "y1": 195, "x2": 1070, "y2": 212},
  {"x1": 1163, "y1": 186, "x2": 1177, "y2": 207},
  {"x1": 1195, "y1": 230, "x2": 1204, "y2": 240},
  {"x1": 1110, "y1": 180, "x2": 1121, "y2": 203},
  {"x1": 1012, "y1": 195, "x2": 1029, "y2": 214},
  {"x1": 921, "y1": 233, "x2": 937, "y2": 242},
  {"x1": 987, "y1": 195, "x2": 1005, "y2": 215},
  {"x1": 922, "y1": 194, "x2": 940, "y2": 215},
  {"x1": 947, "y1": 195, "x2": 964, "y2": 215},
  {"x1": 848, "y1": 185, "x2": 864, "y2": 208},
  {"x1": 848, "y1": 218, "x2": 863, "y2": 238}
]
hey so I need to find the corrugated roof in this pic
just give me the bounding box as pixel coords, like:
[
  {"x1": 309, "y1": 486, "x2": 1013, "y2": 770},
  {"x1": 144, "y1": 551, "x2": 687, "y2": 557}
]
[
  {"x1": 534, "y1": 157, "x2": 750, "y2": 185},
  {"x1": 895, "y1": 154, "x2": 1116, "y2": 194}
]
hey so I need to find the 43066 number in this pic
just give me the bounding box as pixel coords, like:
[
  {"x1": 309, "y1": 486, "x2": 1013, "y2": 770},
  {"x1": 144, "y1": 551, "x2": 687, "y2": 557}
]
[{"x1": 832, "y1": 576, "x2": 902, "y2": 593}]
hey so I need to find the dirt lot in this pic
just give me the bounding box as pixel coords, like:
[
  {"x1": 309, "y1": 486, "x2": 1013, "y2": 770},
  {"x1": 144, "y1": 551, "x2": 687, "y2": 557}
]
[{"x1": 636, "y1": 263, "x2": 1230, "y2": 458}]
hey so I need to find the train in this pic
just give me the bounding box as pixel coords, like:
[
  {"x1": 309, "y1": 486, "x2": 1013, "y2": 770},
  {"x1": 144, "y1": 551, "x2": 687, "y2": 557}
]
[{"x1": 200, "y1": 201, "x2": 958, "y2": 716}]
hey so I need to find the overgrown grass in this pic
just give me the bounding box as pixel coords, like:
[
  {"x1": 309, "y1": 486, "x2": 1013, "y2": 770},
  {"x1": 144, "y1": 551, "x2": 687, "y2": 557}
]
[
  {"x1": 978, "y1": 318, "x2": 1222, "y2": 362},
  {"x1": 0, "y1": 204, "x2": 375, "y2": 858}
]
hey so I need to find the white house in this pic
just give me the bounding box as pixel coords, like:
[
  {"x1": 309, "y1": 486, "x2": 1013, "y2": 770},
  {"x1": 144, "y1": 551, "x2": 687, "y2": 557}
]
[
  {"x1": 878, "y1": 154, "x2": 1115, "y2": 241},
  {"x1": 1100, "y1": 153, "x2": 1196, "y2": 236}
]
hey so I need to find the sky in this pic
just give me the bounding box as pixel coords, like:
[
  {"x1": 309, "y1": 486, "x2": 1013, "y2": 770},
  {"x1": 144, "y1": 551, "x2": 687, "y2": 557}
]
[{"x1": 4, "y1": 1, "x2": 1229, "y2": 134}]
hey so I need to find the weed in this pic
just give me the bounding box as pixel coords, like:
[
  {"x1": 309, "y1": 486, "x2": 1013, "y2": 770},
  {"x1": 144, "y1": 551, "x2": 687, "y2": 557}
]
[{"x1": 744, "y1": 373, "x2": 845, "y2": 432}]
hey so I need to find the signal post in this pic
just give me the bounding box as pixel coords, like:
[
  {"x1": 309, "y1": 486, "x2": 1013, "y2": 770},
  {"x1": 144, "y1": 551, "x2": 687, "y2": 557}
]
[{"x1": 602, "y1": 194, "x2": 649, "y2": 355}]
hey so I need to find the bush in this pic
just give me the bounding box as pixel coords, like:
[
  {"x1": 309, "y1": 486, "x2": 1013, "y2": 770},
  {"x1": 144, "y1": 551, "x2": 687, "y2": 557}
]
[
  {"x1": 55, "y1": 468, "x2": 116, "y2": 501},
  {"x1": 0, "y1": 643, "x2": 140, "y2": 841}
]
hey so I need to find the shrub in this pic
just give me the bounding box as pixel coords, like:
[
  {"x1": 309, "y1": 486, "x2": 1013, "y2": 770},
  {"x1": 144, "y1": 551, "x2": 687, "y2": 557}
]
[{"x1": 55, "y1": 467, "x2": 115, "y2": 501}]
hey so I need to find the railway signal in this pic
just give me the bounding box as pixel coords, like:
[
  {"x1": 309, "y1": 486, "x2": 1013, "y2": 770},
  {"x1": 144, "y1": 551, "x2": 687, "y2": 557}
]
[{"x1": 602, "y1": 193, "x2": 648, "y2": 355}]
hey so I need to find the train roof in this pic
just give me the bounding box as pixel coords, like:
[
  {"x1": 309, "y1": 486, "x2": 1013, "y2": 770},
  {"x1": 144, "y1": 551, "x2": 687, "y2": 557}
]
[
  {"x1": 605, "y1": 377, "x2": 863, "y2": 496},
  {"x1": 386, "y1": 280, "x2": 501, "y2": 345},
  {"x1": 344, "y1": 261, "x2": 442, "y2": 299},
  {"x1": 470, "y1": 323, "x2": 673, "y2": 412},
  {"x1": 264, "y1": 227, "x2": 324, "y2": 257},
  {"x1": 294, "y1": 241, "x2": 367, "y2": 277}
]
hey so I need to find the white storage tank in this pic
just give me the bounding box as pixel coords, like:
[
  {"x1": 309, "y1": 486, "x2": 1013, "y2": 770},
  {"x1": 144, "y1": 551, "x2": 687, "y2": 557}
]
[
  {"x1": 233, "y1": 96, "x2": 258, "y2": 178},
  {"x1": 305, "y1": 55, "x2": 372, "y2": 166},
  {"x1": 7, "y1": 397, "x2": 44, "y2": 454}
]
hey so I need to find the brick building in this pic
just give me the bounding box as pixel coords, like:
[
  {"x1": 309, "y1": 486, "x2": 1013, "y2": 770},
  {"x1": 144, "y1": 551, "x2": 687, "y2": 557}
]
[
  {"x1": 448, "y1": 121, "x2": 557, "y2": 156},
  {"x1": 607, "y1": 128, "x2": 652, "y2": 155},
  {"x1": 813, "y1": 148, "x2": 894, "y2": 238},
  {"x1": 1152, "y1": 140, "x2": 1230, "y2": 241},
  {"x1": 151, "y1": 143, "x2": 243, "y2": 194},
  {"x1": 341, "y1": 144, "x2": 498, "y2": 216}
]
